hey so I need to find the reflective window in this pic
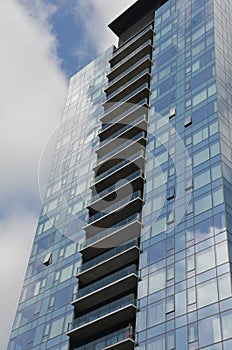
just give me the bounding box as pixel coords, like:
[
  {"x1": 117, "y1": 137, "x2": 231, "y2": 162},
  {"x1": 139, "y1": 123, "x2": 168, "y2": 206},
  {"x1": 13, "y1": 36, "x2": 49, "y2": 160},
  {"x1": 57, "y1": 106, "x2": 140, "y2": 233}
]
[
  {"x1": 199, "y1": 315, "x2": 221, "y2": 347},
  {"x1": 197, "y1": 279, "x2": 218, "y2": 307},
  {"x1": 196, "y1": 246, "x2": 215, "y2": 273},
  {"x1": 148, "y1": 300, "x2": 165, "y2": 326},
  {"x1": 149, "y1": 268, "x2": 166, "y2": 294},
  {"x1": 221, "y1": 310, "x2": 232, "y2": 340}
]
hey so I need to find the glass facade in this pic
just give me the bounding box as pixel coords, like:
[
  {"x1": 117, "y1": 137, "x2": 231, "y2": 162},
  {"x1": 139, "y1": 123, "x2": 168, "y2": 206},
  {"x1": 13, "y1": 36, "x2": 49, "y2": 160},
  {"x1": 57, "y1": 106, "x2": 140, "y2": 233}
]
[
  {"x1": 137, "y1": 0, "x2": 232, "y2": 349},
  {"x1": 8, "y1": 0, "x2": 232, "y2": 349},
  {"x1": 7, "y1": 48, "x2": 112, "y2": 350}
]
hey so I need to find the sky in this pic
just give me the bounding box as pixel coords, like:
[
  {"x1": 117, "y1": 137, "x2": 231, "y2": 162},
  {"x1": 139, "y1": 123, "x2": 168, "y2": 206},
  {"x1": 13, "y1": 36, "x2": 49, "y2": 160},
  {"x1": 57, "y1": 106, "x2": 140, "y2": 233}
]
[{"x1": 0, "y1": 0, "x2": 137, "y2": 349}]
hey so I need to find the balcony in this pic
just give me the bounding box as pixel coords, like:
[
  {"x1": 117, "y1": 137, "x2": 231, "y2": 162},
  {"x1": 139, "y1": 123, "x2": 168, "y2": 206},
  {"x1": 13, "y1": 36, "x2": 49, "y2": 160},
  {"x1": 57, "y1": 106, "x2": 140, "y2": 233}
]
[
  {"x1": 103, "y1": 82, "x2": 150, "y2": 118},
  {"x1": 94, "y1": 131, "x2": 147, "y2": 169},
  {"x1": 80, "y1": 214, "x2": 142, "y2": 259},
  {"x1": 107, "y1": 39, "x2": 153, "y2": 81},
  {"x1": 89, "y1": 169, "x2": 144, "y2": 208},
  {"x1": 105, "y1": 54, "x2": 152, "y2": 95},
  {"x1": 109, "y1": 24, "x2": 154, "y2": 65},
  {"x1": 77, "y1": 239, "x2": 140, "y2": 284},
  {"x1": 105, "y1": 68, "x2": 151, "y2": 104},
  {"x1": 84, "y1": 190, "x2": 143, "y2": 231},
  {"x1": 67, "y1": 294, "x2": 138, "y2": 342},
  {"x1": 97, "y1": 114, "x2": 148, "y2": 153},
  {"x1": 72, "y1": 264, "x2": 139, "y2": 311},
  {"x1": 99, "y1": 99, "x2": 149, "y2": 139},
  {"x1": 73, "y1": 326, "x2": 137, "y2": 350},
  {"x1": 90, "y1": 149, "x2": 146, "y2": 195}
]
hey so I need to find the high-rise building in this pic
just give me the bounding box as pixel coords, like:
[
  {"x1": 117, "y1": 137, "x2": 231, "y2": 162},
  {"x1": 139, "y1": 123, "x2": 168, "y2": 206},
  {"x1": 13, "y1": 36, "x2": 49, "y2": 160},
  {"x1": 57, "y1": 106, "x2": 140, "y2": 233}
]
[{"x1": 8, "y1": 0, "x2": 232, "y2": 349}]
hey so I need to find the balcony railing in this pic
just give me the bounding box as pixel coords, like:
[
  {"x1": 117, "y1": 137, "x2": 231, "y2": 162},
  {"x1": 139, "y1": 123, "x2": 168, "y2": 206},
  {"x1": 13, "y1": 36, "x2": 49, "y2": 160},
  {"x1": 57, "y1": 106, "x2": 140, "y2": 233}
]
[
  {"x1": 81, "y1": 213, "x2": 139, "y2": 249},
  {"x1": 104, "y1": 82, "x2": 150, "y2": 113},
  {"x1": 77, "y1": 239, "x2": 138, "y2": 275},
  {"x1": 105, "y1": 68, "x2": 150, "y2": 102},
  {"x1": 89, "y1": 170, "x2": 143, "y2": 205},
  {"x1": 92, "y1": 149, "x2": 145, "y2": 185},
  {"x1": 68, "y1": 294, "x2": 137, "y2": 332},
  {"x1": 73, "y1": 326, "x2": 136, "y2": 350},
  {"x1": 97, "y1": 114, "x2": 146, "y2": 150},
  {"x1": 99, "y1": 98, "x2": 148, "y2": 130},
  {"x1": 87, "y1": 190, "x2": 141, "y2": 225},
  {"x1": 96, "y1": 131, "x2": 146, "y2": 166},
  {"x1": 110, "y1": 24, "x2": 153, "y2": 62},
  {"x1": 106, "y1": 54, "x2": 152, "y2": 91},
  {"x1": 109, "y1": 39, "x2": 152, "y2": 74},
  {"x1": 73, "y1": 264, "x2": 138, "y2": 300}
]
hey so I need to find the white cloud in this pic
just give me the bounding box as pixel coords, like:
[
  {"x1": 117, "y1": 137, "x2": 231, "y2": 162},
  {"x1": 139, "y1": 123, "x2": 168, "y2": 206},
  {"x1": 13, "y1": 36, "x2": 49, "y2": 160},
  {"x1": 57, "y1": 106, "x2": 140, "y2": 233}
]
[
  {"x1": 19, "y1": 0, "x2": 57, "y2": 28},
  {"x1": 0, "y1": 211, "x2": 38, "y2": 350},
  {"x1": 0, "y1": 0, "x2": 67, "y2": 348},
  {"x1": 75, "y1": 0, "x2": 137, "y2": 52},
  {"x1": 0, "y1": 1, "x2": 67, "y2": 207}
]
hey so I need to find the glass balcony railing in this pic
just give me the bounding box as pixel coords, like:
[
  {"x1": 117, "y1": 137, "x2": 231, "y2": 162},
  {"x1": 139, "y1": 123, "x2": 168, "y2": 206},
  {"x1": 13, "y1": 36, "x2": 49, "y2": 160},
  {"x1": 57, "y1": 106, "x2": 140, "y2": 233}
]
[
  {"x1": 107, "y1": 54, "x2": 152, "y2": 90},
  {"x1": 111, "y1": 24, "x2": 153, "y2": 61},
  {"x1": 73, "y1": 326, "x2": 136, "y2": 350},
  {"x1": 97, "y1": 114, "x2": 146, "y2": 149},
  {"x1": 109, "y1": 39, "x2": 152, "y2": 74},
  {"x1": 89, "y1": 170, "x2": 143, "y2": 205},
  {"x1": 73, "y1": 264, "x2": 138, "y2": 300},
  {"x1": 68, "y1": 294, "x2": 137, "y2": 332},
  {"x1": 104, "y1": 82, "x2": 150, "y2": 115},
  {"x1": 106, "y1": 68, "x2": 150, "y2": 102},
  {"x1": 88, "y1": 190, "x2": 141, "y2": 224},
  {"x1": 81, "y1": 213, "x2": 139, "y2": 249},
  {"x1": 77, "y1": 239, "x2": 138, "y2": 275},
  {"x1": 99, "y1": 97, "x2": 147, "y2": 129},
  {"x1": 92, "y1": 149, "x2": 145, "y2": 184},
  {"x1": 96, "y1": 131, "x2": 146, "y2": 166}
]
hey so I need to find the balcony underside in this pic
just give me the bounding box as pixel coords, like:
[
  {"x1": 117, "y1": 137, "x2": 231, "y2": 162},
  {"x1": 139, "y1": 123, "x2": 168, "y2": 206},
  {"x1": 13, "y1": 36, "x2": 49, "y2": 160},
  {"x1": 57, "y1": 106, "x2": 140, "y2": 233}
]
[
  {"x1": 96, "y1": 118, "x2": 148, "y2": 157},
  {"x1": 105, "y1": 72, "x2": 151, "y2": 105},
  {"x1": 101, "y1": 86, "x2": 150, "y2": 124},
  {"x1": 80, "y1": 219, "x2": 142, "y2": 259},
  {"x1": 105, "y1": 56, "x2": 152, "y2": 95},
  {"x1": 107, "y1": 43, "x2": 152, "y2": 81},
  {"x1": 98, "y1": 101, "x2": 149, "y2": 140},
  {"x1": 88, "y1": 175, "x2": 144, "y2": 213},
  {"x1": 77, "y1": 245, "x2": 140, "y2": 284},
  {"x1": 90, "y1": 154, "x2": 146, "y2": 195},
  {"x1": 94, "y1": 136, "x2": 147, "y2": 173},
  {"x1": 72, "y1": 273, "x2": 139, "y2": 312},
  {"x1": 73, "y1": 335, "x2": 136, "y2": 350},
  {"x1": 67, "y1": 304, "x2": 137, "y2": 343},
  {"x1": 84, "y1": 197, "x2": 143, "y2": 234}
]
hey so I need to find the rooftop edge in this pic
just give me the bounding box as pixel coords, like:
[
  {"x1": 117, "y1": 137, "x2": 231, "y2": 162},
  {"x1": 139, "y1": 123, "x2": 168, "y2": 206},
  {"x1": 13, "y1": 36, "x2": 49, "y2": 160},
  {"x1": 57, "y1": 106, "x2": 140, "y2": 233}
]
[{"x1": 108, "y1": 0, "x2": 166, "y2": 37}]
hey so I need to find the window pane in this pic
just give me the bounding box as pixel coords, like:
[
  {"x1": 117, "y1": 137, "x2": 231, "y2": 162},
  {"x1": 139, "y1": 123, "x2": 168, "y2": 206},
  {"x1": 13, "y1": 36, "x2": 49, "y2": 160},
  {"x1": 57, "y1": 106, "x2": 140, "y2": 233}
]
[
  {"x1": 149, "y1": 269, "x2": 166, "y2": 294},
  {"x1": 148, "y1": 300, "x2": 165, "y2": 327},
  {"x1": 147, "y1": 335, "x2": 165, "y2": 350},
  {"x1": 197, "y1": 279, "x2": 218, "y2": 307},
  {"x1": 196, "y1": 246, "x2": 215, "y2": 274},
  {"x1": 195, "y1": 169, "x2": 210, "y2": 190},
  {"x1": 218, "y1": 274, "x2": 232, "y2": 300},
  {"x1": 221, "y1": 310, "x2": 232, "y2": 340},
  {"x1": 193, "y1": 89, "x2": 207, "y2": 106},
  {"x1": 216, "y1": 241, "x2": 229, "y2": 265},
  {"x1": 193, "y1": 147, "x2": 209, "y2": 166},
  {"x1": 199, "y1": 315, "x2": 221, "y2": 347},
  {"x1": 50, "y1": 318, "x2": 64, "y2": 339},
  {"x1": 195, "y1": 193, "x2": 212, "y2": 215},
  {"x1": 188, "y1": 322, "x2": 198, "y2": 342}
]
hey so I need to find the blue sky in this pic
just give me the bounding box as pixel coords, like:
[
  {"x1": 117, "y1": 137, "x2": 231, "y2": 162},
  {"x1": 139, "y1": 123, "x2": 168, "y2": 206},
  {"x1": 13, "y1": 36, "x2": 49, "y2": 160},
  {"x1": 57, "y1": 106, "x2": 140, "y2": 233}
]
[
  {"x1": 47, "y1": 0, "x2": 98, "y2": 76},
  {"x1": 0, "y1": 0, "x2": 137, "y2": 349}
]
